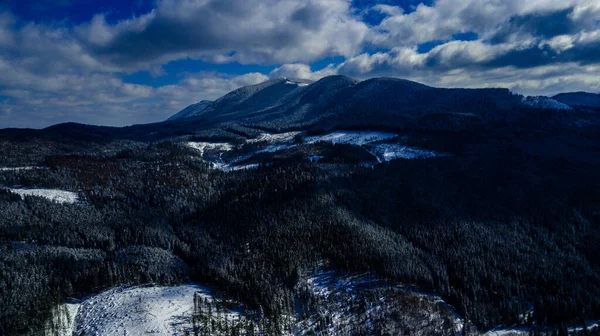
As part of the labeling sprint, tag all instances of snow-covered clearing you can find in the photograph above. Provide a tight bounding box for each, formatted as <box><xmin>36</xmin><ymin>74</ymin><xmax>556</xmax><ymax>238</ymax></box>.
<box><xmin>368</xmin><ymin>143</ymin><xmax>443</xmax><ymax>162</ymax></box>
<box><xmin>186</xmin><ymin>142</ymin><xmax>233</xmax><ymax>156</ymax></box>
<box><xmin>305</xmin><ymin>131</ymin><xmax>397</xmax><ymax>146</ymax></box>
<box><xmin>220</xmin><ymin>163</ymin><xmax>260</xmax><ymax>172</ymax></box>
<box><xmin>8</xmin><ymin>188</ymin><xmax>79</xmax><ymax>204</ymax></box>
<box><xmin>0</xmin><ymin>166</ymin><xmax>44</xmax><ymax>171</ymax></box>
<box><xmin>70</xmin><ymin>284</ymin><xmax>246</xmax><ymax>336</ymax></box>
<box><xmin>247</xmin><ymin>131</ymin><xmax>300</xmax><ymax>144</ymax></box>
<box><xmin>186</xmin><ymin>131</ymin><xmax>444</xmax><ymax>171</ymax></box>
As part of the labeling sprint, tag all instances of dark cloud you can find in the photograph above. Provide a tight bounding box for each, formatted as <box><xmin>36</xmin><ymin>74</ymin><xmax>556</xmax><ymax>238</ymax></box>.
<box><xmin>291</xmin><ymin>4</ymin><xmax>329</xmax><ymax>29</ymax></box>
<box><xmin>491</xmin><ymin>9</ymin><xmax>578</xmax><ymax>44</ymax></box>
<box><xmin>483</xmin><ymin>45</ymin><xmax>559</xmax><ymax>68</ymax></box>
<box><xmin>78</xmin><ymin>0</ymin><xmax>367</xmax><ymax>68</ymax></box>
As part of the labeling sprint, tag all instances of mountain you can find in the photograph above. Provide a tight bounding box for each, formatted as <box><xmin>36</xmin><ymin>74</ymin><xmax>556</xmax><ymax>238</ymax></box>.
<box><xmin>167</xmin><ymin>75</ymin><xmax>584</xmax><ymax>135</ymax></box>
<box><xmin>553</xmin><ymin>92</ymin><xmax>600</xmax><ymax>110</ymax></box>
<box><xmin>167</xmin><ymin>100</ymin><xmax>213</xmax><ymax>121</ymax></box>
<box><xmin>169</xmin><ymin>77</ymin><xmax>314</xmax><ymax>122</ymax></box>
<box><xmin>2</xmin><ymin>76</ymin><xmax>598</xmax><ymax>144</ymax></box>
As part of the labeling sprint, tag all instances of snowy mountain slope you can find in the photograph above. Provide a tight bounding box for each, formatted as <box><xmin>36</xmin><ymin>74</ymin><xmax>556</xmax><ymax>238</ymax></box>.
<box><xmin>167</xmin><ymin>100</ymin><xmax>213</xmax><ymax>121</ymax></box>
<box><xmin>7</xmin><ymin>76</ymin><xmax>595</xmax><ymax>144</ymax></box>
<box><xmin>167</xmin><ymin>75</ymin><xmax>541</xmax><ymax>135</ymax></box>
<box><xmin>521</xmin><ymin>96</ymin><xmax>572</xmax><ymax>110</ymax></box>
<box><xmin>184</xmin><ymin>77</ymin><xmax>314</xmax><ymax>122</ymax></box>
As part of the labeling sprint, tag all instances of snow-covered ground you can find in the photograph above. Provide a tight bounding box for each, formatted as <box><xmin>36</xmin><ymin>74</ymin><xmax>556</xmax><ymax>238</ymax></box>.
<box><xmin>367</xmin><ymin>143</ymin><xmax>443</xmax><ymax>162</ymax></box>
<box><xmin>522</xmin><ymin>96</ymin><xmax>572</xmax><ymax>110</ymax></box>
<box><xmin>186</xmin><ymin>142</ymin><xmax>233</xmax><ymax>156</ymax></box>
<box><xmin>483</xmin><ymin>318</ymin><xmax>600</xmax><ymax>335</ymax></box>
<box><xmin>47</xmin><ymin>303</ymin><xmax>80</xmax><ymax>336</ymax></box>
<box><xmin>284</xmin><ymin>78</ymin><xmax>310</xmax><ymax>87</ymax></box>
<box><xmin>247</xmin><ymin>131</ymin><xmax>300</xmax><ymax>144</ymax></box>
<box><xmin>69</xmin><ymin>285</ymin><xmax>246</xmax><ymax>336</ymax></box>
<box><xmin>186</xmin><ymin>131</ymin><xmax>443</xmax><ymax>171</ymax></box>
<box><xmin>220</xmin><ymin>163</ymin><xmax>260</xmax><ymax>172</ymax></box>
<box><xmin>295</xmin><ymin>267</ymin><xmax>463</xmax><ymax>335</ymax></box>
<box><xmin>0</xmin><ymin>166</ymin><xmax>44</xmax><ymax>171</ymax></box>
<box><xmin>8</xmin><ymin>188</ymin><xmax>79</xmax><ymax>204</ymax></box>
<box><xmin>305</xmin><ymin>131</ymin><xmax>397</xmax><ymax>146</ymax></box>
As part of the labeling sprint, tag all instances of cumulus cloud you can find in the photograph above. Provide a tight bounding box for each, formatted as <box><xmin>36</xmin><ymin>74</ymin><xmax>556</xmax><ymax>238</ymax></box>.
<box><xmin>0</xmin><ymin>70</ymin><xmax>268</xmax><ymax>128</ymax></box>
<box><xmin>369</xmin><ymin>0</ymin><xmax>599</xmax><ymax>47</ymax></box>
<box><xmin>0</xmin><ymin>13</ymin><xmax>270</xmax><ymax>128</ymax></box>
<box><xmin>268</xmin><ymin>63</ymin><xmax>339</xmax><ymax>80</ymax></box>
<box><xmin>76</xmin><ymin>0</ymin><xmax>369</xmax><ymax>69</ymax></box>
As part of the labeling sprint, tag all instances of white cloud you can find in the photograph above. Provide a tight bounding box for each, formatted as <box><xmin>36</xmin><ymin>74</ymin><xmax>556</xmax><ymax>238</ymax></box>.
<box><xmin>268</xmin><ymin>63</ymin><xmax>338</xmax><ymax>80</ymax></box>
<box><xmin>369</xmin><ymin>0</ymin><xmax>600</xmax><ymax>47</ymax></box>
<box><xmin>75</xmin><ymin>0</ymin><xmax>369</xmax><ymax>69</ymax></box>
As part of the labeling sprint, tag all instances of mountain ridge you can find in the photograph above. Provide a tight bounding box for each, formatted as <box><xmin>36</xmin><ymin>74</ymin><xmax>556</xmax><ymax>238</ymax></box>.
<box><xmin>1</xmin><ymin>75</ymin><xmax>598</xmax><ymax>142</ymax></box>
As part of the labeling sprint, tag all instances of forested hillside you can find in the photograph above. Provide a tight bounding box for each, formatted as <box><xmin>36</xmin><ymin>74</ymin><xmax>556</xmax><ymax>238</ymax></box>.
<box><xmin>1</xmin><ymin>130</ymin><xmax>599</xmax><ymax>335</ymax></box>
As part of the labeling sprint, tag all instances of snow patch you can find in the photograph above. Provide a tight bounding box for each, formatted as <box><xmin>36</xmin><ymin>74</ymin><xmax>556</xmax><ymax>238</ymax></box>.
<box><xmin>522</xmin><ymin>96</ymin><xmax>572</xmax><ymax>110</ymax></box>
<box><xmin>483</xmin><ymin>318</ymin><xmax>600</xmax><ymax>335</ymax></box>
<box><xmin>306</xmin><ymin>131</ymin><xmax>397</xmax><ymax>146</ymax></box>
<box><xmin>0</xmin><ymin>166</ymin><xmax>44</xmax><ymax>171</ymax></box>
<box><xmin>284</xmin><ymin>79</ymin><xmax>310</xmax><ymax>87</ymax></box>
<box><xmin>367</xmin><ymin>143</ymin><xmax>443</xmax><ymax>162</ymax></box>
<box><xmin>73</xmin><ymin>285</ymin><xmax>245</xmax><ymax>336</ymax></box>
<box><xmin>8</xmin><ymin>188</ymin><xmax>79</xmax><ymax>204</ymax></box>
<box><xmin>186</xmin><ymin>142</ymin><xmax>233</xmax><ymax>157</ymax></box>
<box><xmin>247</xmin><ymin>131</ymin><xmax>300</xmax><ymax>144</ymax></box>
<box><xmin>297</xmin><ymin>267</ymin><xmax>464</xmax><ymax>336</ymax></box>
<box><xmin>183</xmin><ymin>131</ymin><xmax>442</xmax><ymax>171</ymax></box>
<box><xmin>220</xmin><ymin>163</ymin><xmax>260</xmax><ymax>172</ymax></box>
<box><xmin>46</xmin><ymin>302</ymin><xmax>80</xmax><ymax>336</ymax></box>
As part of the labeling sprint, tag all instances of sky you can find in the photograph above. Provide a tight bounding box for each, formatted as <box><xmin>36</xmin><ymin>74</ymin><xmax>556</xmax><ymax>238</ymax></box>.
<box><xmin>0</xmin><ymin>0</ymin><xmax>599</xmax><ymax>128</ymax></box>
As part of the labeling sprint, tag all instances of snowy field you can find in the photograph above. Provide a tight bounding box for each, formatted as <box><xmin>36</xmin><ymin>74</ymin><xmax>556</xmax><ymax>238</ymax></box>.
<box><xmin>367</xmin><ymin>143</ymin><xmax>443</xmax><ymax>162</ymax></box>
<box><xmin>305</xmin><ymin>131</ymin><xmax>397</xmax><ymax>146</ymax></box>
<box><xmin>186</xmin><ymin>131</ymin><xmax>444</xmax><ymax>171</ymax></box>
<box><xmin>66</xmin><ymin>285</ymin><xmax>245</xmax><ymax>336</ymax></box>
<box><xmin>247</xmin><ymin>131</ymin><xmax>300</xmax><ymax>144</ymax></box>
<box><xmin>8</xmin><ymin>188</ymin><xmax>79</xmax><ymax>204</ymax></box>
<box><xmin>0</xmin><ymin>166</ymin><xmax>44</xmax><ymax>171</ymax></box>
<box><xmin>186</xmin><ymin>142</ymin><xmax>233</xmax><ymax>156</ymax></box>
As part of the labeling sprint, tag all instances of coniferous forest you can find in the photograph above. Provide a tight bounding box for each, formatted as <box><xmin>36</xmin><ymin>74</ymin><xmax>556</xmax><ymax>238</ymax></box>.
<box><xmin>1</xmin><ymin>125</ymin><xmax>599</xmax><ymax>335</ymax></box>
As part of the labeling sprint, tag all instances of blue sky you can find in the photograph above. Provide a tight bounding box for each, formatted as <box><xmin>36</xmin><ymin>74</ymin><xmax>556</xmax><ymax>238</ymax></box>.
<box><xmin>0</xmin><ymin>0</ymin><xmax>599</xmax><ymax>128</ymax></box>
